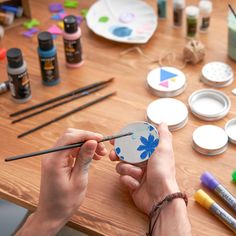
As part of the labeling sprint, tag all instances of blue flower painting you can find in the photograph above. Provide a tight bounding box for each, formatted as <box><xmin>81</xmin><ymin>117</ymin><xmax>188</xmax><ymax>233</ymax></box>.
<box><xmin>137</xmin><ymin>134</ymin><xmax>159</xmax><ymax>159</ymax></box>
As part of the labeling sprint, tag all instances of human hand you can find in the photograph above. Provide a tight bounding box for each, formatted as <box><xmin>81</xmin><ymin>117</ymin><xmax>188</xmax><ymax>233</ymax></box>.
<box><xmin>109</xmin><ymin>123</ymin><xmax>179</xmax><ymax>215</ymax></box>
<box><xmin>18</xmin><ymin>129</ymin><xmax>107</xmax><ymax>235</ymax></box>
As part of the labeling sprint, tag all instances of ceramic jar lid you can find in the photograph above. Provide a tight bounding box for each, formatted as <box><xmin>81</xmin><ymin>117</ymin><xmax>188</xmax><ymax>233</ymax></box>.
<box><xmin>225</xmin><ymin>118</ymin><xmax>236</xmax><ymax>145</ymax></box>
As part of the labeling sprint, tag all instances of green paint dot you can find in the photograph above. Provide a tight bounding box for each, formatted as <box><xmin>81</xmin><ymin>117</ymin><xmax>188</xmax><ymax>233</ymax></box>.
<box><xmin>99</xmin><ymin>16</ymin><xmax>109</xmax><ymax>23</ymax></box>
<box><xmin>81</xmin><ymin>9</ymin><xmax>88</xmax><ymax>18</ymax></box>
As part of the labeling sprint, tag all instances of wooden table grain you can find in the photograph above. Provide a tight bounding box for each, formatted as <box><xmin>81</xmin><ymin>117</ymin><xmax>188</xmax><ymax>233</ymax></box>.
<box><xmin>0</xmin><ymin>0</ymin><xmax>236</xmax><ymax>235</ymax></box>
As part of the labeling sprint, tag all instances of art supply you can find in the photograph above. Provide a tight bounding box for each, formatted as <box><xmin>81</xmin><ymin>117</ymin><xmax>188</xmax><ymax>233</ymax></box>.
<box><xmin>64</xmin><ymin>0</ymin><xmax>78</xmax><ymax>8</ymax></box>
<box><xmin>173</xmin><ymin>0</ymin><xmax>185</xmax><ymax>27</ymax></box>
<box><xmin>198</xmin><ymin>0</ymin><xmax>212</xmax><ymax>33</ymax></box>
<box><xmin>201</xmin><ymin>172</ymin><xmax>236</xmax><ymax>212</ymax></box>
<box><xmin>17</xmin><ymin>92</ymin><xmax>116</xmax><ymax>138</ymax></box>
<box><xmin>0</xmin><ymin>12</ymin><xmax>14</xmax><ymax>25</ymax></box>
<box><xmin>0</xmin><ymin>81</ymin><xmax>10</xmax><ymax>94</ymax></box>
<box><xmin>23</xmin><ymin>28</ymin><xmax>39</xmax><ymax>38</ymax></box>
<box><xmin>7</xmin><ymin>48</ymin><xmax>31</xmax><ymax>103</ymax></box>
<box><xmin>23</xmin><ymin>19</ymin><xmax>40</xmax><ymax>29</ymax></box>
<box><xmin>147</xmin><ymin>67</ymin><xmax>187</xmax><ymax>97</ymax></box>
<box><xmin>192</xmin><ymin>125</ymin><xmax>228</xmax><ymax>156</ymax></box>
<box><xmin>38</xmin><ymin>32</ymin><xmax>60</xmax><ymax>86</ymax></box>
<box><xmin>200</xmin><ymin>62</ymin><xmax>234</xmax><ymax>87</ymax></box>
<box><xmin>47</xmin><ymin>25</ymin><xmax>63</xmax><ymax>35</ymax></box>
<box><xmin>48</xmin><ymin>3</ymin><xmax>64</xmax><ymax>13</ymax></box>
<box><xmin>6</xmin><ymin>132</ymin><xmax>132</xmax><ymax>162</ymax></box>
<box><xmin>225</xmin><ymin>118</ymin><xmax>236</xmax><ymax>145</ymax></box>
<box><xmin>0</xmin><ymin>25</ymin><xmax>4</xmax><ymax>39</ymax></box>
<box><xmin>194</xmin><ymin>189</ymin><xmax>236</xmax><ymax>233</ymax></box>
<box><xmin>12</xmin><ymin>84</ymin><xmax>107</xmax><ymax>123</ymax></box>
<box><xmin>147</xmin><ymin>98</ymin><xmax>188</xmax><ymax>131</ymax></box>
<box><xmin>232</xmin><ymin>170</ymin><xmax>236</xmax><ymax>183</ymax></box>
<box><xmin>114</xmin><ymin>122</ymin><xmax>159</xmax><ymax>164</ymax></box>
<box><xmin>0</xmin><ymin>48</ymin><xmax>6</xmax><ymax>60</ymax></box>
<box><xmin>186</xmin><ymin>6</ymin><xmax>199</xmax><ymax>38</ymax></box>
<box><xmin>63</xmin><ymin>15</ymin><xmax>83</xmax><ymax>68</ymax></box>
<box><xmin>10</xmin><ymin>78</ymin><xmax>114</xmax><ymax>117</ymax></box>
<box><xmin>0</xmin><ymin>5</ymin><xmax>23</xmax><ymax>17</ymax></box>
<box><xmin>158</xmin><ymin>0</ymin><xmax>167</xmax><ymax>19</ymax></box>
<box><xmin>228</xmin><ymin>5</ymin><xmax>236</xmax><ymax>61</ymax></box>
<box><xmin>188</xmin><ymin>89</ymin><xmax>231</xmax><ymax>121</ymax></box>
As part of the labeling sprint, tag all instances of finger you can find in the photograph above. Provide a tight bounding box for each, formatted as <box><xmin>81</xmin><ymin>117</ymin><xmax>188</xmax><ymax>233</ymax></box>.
<box><xmin>109</xmin><ymin>139</ymin><xmax>115</xmax><ymax>145</ymax></box>
<box><xmin>116</xmin><ymin>163</ymin><xmax>143</xmax><ymax>180</ymax></box>
<box><xmin>109</xmin><ymin>149</ymin><xmax>120</xmax><ymax>161</ymax></box>
<box><xmin>93</xmin><ymin>153</ymin><xmax>103</xmax><ymax>161</ymax></box>
<box><xmin>95</xmin><ymin>142</ymin><xmax>108</xmax><ymax>156</ymax></box>
<box><xmin>120</xmin><ymin>175</ymin><xmax>140</xmax><ymax>191</ymax></box>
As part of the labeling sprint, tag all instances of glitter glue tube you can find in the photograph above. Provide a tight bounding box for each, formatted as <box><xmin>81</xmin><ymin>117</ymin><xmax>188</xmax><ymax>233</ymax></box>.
<box><xmin>233</xmin><ymin>170</ymin><xmax>236</xmax><ymax>183</ymax></box>
<box><xmin>38</xmin><ymin>32</ymin><xmax>60</xmax><ymax>86</ymax></box>
<box><xmin>201</xmin><ymin>172</ymin><xmax>236</xmax><ymax>212</ymax></box>
<box><xmin>0</xmin><ymin>12</ymin><xmax>14</xmax><ymax>25</ymax></box>
<box><xmin>198</xmin><ymin>0</ymin><xmax>212</xmax><ymax>33</ymax></box>
<box><xmin>63</xmin><ymin>15</ymin><xmax>83</xmax><ymax>68</ymax></box>
<box><xmin>7</xmin><ymin>48</ymin><xmax>31</xmax><ymax>103</ymax></box>
<box><xmin>194</xmin><ymin>189</ymin><xmax>236</xmax><ymax>233</ymax></box>
<box><xmin>158</xmin><ymin>0</ymin><xmax>167</xmax><ymax>19</ymax></box>
<box><xmin>0</xmin><ymin>81</ymin><xmax>10</xmax><ymax>94</ymax></box>
<box><xmin>186</xmin><ymin>6</ymin><xmax>199</xmax><ymax>38</ymax></box>
<box><xmin>173</xmin><ymin>0</ymin><xmax>185</xmax><ymax>28</ymax></box>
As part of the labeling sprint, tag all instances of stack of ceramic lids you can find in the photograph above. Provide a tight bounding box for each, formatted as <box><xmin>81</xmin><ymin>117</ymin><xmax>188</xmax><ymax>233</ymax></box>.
<box><xmin>147</xmin><ymin>67</ymin><xmax>187</xmax><ymax>97</ymax></box>
<box><xmin>146</xmin><ymin>98</ymin><xmax>188</xmax><ymax>131</ymax></box>
<box><xmin>188</xmin><ymin>89</ymin><xmax>231</xmax><ymax>121</ymax></box>
<box><xmin>201</xmin><ymin>62</ymin><xmax>234</xmax><ymax>87</ymax></box>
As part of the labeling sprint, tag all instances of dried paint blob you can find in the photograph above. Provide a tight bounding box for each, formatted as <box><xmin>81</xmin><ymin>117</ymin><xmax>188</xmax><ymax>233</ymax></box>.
<box><xmin>114</xmin><ymin>122</ymin><xmax>159</xmax><ymax>164</ymax></box>
<box><xmin>98</xmin><ymin>16</ymin><xmax>109</xmax><ymax>23</ymax></box>
<box><xmin>110</xmin><ymin>26</ymin><xmax>133</xmax><ymax>37</ymax></box>
<box><xmin>119</xmin><ymin>12</ymin><xmax>135</xmax><ymax>23</ymax></box>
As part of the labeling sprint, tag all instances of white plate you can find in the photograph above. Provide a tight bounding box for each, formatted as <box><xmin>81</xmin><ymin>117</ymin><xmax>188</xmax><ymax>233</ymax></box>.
<box><xmin>86</xmin><ymin>0</ymin><xmax>157</xmax><ymax>44</ymax></box>
<box><xmin>114</xmin><ymin>121</ymin><xmax>159</xmax><ymax>163</ymax></box>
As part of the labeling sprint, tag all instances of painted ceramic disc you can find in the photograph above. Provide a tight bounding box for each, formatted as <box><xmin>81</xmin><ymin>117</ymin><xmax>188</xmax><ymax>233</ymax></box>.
<box><xmin>114</xmin><ymin>122</ymin><xmax>159</xmax><ymax>164</ymax></box>
<box><xmin>147</xmin><ymin>67</ymin><xmax>186</xmax><ymax>97</ymax></box>
<box><xmin>86</xmin><ymin>0</ymin><xmax>157</xmax><ymax>44</ymax></box>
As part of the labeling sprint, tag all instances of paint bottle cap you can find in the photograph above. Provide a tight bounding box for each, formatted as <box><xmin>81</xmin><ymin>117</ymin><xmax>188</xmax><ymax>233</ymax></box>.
<box><xmin>7</xmin><ymin>48</ymin><xmax>23</xmax><ymax>68</ymax></box>
<box><xmin>188</xmin><ymin>89</ymin><xmax>231</xmax><ymax>121</ymax></box>
<box><xmin>194</xmin><ymin>189</ymin><xmax>214</xmax><ymax>210</ymax></box>
<box><xmin>199</xmin><ymin>0</ymin><xmax>212</xmax><ymax>14</ymax></box>
<box><xmin>38</xmin><ymin>32</ymin><xmax>54</xmax><ymax>51</ymax></box>
<box><xmin>201</xmin><ymin>172</ymin><xmax>219</xmax><ymax>190</ymax></box>
<box><xmin>146</xmin><ymin>98</ymin><xmax>188</xmax><ymax>131</ymax></box>
<box><xmin>201</xmin><ymin>62</ymin><xmax>234</xmax><ymax>87</ymax></box>
<box><xmin>147</xmin><ymin>67</ymin><xmax>187</xmax><ymax>97</ymax></box>
<box><xmin>63</xmin><ymin>15</ymin><xmax>78</xmax><ymax>33</ymax></box>
<box><xmin>232</xmin><ymin>170</ymin><xmax>236</xmax><ymax>182</ymax></box>
<box><xmin>114</xmin><ymin>121</ymin><xmax>159</xmax><ymax>164</ymax></box>
<box><xmin>225</xmin><ymin>118</ymin><xmax>236</xmax><ymax>145</ymax></box>
<box><xmin>0</xmin><ymin>48</ymin><xmax>6</xmax><ymax>60</ymax></box>
<box><xmin>192</xmin><ymin>125</ymin><xmax>228</xmax><ymax>156</ymax></box>
<box><xmin>186</xmin><ymin>6</ymin><xmax>199</xmax><ymax>17</ymax></box>
<box><xmin>173</xmin><ymin>0</ymin><xmax>185</xmax><ymax>9</ymax></box>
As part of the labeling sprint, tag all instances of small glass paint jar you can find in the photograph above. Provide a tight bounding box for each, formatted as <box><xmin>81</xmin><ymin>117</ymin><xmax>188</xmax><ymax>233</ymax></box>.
<box><xmin>228</xmin><ymin>10</ymin><xmax>236</xmax><ymax>61</ymax></box>
<box><xmin>158</xmin><ymin>0</ymin><xmax>167</xmax><ymax>19</ymax></box>
<box><xmin>186</xmin><ymin>6</ymin><xmax>199</xmax><ymax>38</ymax></box>
<box><xmin>63</xmin><ymin>15</ymin><xmax>84</xmax><ymax>68</ymax></box>
<box><xmin>199</xmin><ymin>0</ymin><xmax>212</xmax><ymax>33</ymax></box>
<box><xmin>7</xmin><ymin>48</ymin><xmax>32</xmax><ymax>103</ymax></box>
<box><xmin>0</xmin><ymin>12</ymin><xmax>14</xmax><ymax>25</ymax></box>
<box><xmin>38</xmin><ymin>32</ymin><xmax>60</xmax><ymax>86</ymax></box>
<box><xmin>173</xmin><ymin>0</ymin><xmax>185</xmax><ymax>28</ymax></box>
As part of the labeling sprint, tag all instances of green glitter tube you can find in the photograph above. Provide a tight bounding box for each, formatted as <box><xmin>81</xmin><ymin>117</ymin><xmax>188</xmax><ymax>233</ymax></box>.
<box><xmin>232</xmin><ymin>170</ymin><xmax>236</xmax><ymax>183</ymax></box>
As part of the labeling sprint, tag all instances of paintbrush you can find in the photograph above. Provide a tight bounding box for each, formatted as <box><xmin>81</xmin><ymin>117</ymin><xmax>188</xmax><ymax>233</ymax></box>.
<box><xmin>10</xmin><ymin>78</ymin><xmax>114</xmax><ymax>117</ymax></box>
<box><xmin>18</xmin><ymin>91</ymin><xmax>116</xmax><ymax>138</ymax></box>
<box><xmin>5</xmin><ymin>132</ymin><xmax>133</xmax><ymax>162</ymax></box>
<box><xmin>229</xmin><ymin>4</ymin><xmax>236</xmax><ymax>19</ymax></box>
<box><xmin>12</xmin><ymin>84</ymin><xmax>107</xmax><ymax>124</ymax></box>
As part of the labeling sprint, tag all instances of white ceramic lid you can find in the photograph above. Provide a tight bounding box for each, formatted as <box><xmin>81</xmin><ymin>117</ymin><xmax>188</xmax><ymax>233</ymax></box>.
<box><xmin>193</xmin><ymin>125</ymin><xmax>228</xmax><ymax>154</ymax></box>
<box><xmin>114</xmin><ymin>121</ymin><xmax>159</xmax><ymax>164</ymax></box>
<box><xmin>225</xmin><ymin>118</ymin><xmax>236</xmax><ymax>144</ymax></box>
<box><xmin>188</xmin><ymin>89</ymin><xmax>231</xmax><ymax>121</ymax></box>
<box><xmin>147</xmin><ymin>67</ymin><xmax>187</xmax><ymax>97</ymax></box>
<box><xmin>147</xmin><ymin>98</ymin><xmax>188</xmax><ymax>128</ymax></box>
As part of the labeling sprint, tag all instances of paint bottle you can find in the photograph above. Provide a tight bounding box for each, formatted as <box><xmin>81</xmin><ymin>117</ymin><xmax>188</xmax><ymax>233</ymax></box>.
<box><xmin>63</xmin><ymin>15</ymin><xmax>83</xmax><ymax>68</ymax></box>
<box><xmin>173</xmin><ymin>0</ymin><xmax>185</xmax><ymax>28</ymax></box>
<box><xmin>38</xmin><ymin>32</ymin><xmax>60</xmax><ymax>86</ymax></box>
<box><xmin>228</xmin><ymin>10</ymin><xmax>236</xmax><ymax>61</ymax></box>
<box><xmin>186</xmin><ymin>6</ymin><xmax>199</xmax><ymax>38</ymax></box>
<box><xmin>199</xmin><ymin>0</ymin><xmax>212</xmax><ymax>33</ymax></box>
<box><xmin>158</xmin><ymin>0</ymin><xmax>167</xmax><ymax>19</ymax></box>
<box><xmin>7</xmin><ymin>48</ymin><xmax>31</xmax><ymax>103</ymax></box>
<box><xmin>0</xmin><ymin>12</ymin><xmax>14</xmax><ymax>25</ymax></box>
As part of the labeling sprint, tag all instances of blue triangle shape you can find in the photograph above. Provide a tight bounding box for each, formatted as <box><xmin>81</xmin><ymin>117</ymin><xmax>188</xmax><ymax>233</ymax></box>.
<box><xmin>160</xmin><ymin>68</ymin><xmax>178</xmax><ymax>82</ymax></box>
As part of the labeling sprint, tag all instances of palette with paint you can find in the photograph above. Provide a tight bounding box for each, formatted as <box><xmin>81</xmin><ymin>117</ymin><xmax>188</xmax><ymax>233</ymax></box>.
<box><xmin>114</xmin><ymin>122</ymin><xmax>159</xmax><ymax>164</ymax></box>
<box><xmin>86</xmin><ymin>0</ymin><xmax>157</xmax><ymax>44</ymax></box>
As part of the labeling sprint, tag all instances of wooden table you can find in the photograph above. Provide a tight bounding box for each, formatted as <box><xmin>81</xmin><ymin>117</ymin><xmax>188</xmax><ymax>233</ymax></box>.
<box><xmin>0</xmin><ymin>0</ymin><xmax>235</xmax><ymax>235</ymax></box>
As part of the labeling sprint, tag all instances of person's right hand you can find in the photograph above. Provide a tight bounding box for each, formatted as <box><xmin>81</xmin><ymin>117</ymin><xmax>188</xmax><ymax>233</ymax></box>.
<box><xmin>109</xmin><ymin>123</ymin><xmax>180</xmax><ymax>215</ymax></box>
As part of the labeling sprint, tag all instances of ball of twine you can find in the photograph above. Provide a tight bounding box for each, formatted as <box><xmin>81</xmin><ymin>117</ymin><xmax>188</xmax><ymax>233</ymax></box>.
<box><xmin>183</xmin><ymin>40</ymin><xmax>205</xmax><ymax>64</ymax></box>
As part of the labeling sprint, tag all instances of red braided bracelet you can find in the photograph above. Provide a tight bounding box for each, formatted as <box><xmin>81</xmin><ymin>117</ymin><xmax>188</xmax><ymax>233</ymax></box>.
<box><xmin>146</xmin><ymin>192</ymin><xmax>188</xmax><ymax>236</ymax></box>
